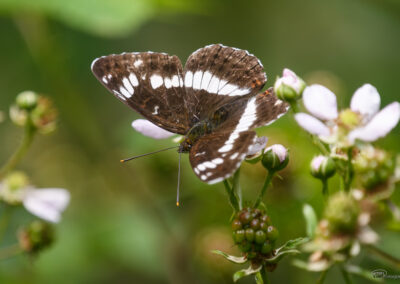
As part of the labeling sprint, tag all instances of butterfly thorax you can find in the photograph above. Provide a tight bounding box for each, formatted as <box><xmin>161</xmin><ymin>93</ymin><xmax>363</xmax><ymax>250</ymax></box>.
<box><xmin>179</xmin><ymin>107</ymin><xmax>229</xmax><ymax>153</ymax></box>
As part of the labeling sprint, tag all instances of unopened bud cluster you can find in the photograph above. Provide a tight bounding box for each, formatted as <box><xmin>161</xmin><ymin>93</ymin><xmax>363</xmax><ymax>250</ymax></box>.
<box><xmin>18</xmin><ymin>220</ymin><xmax>55</xmax><ymax>255</ymax></box>
<box><xmin>10</xmin><ymin>91</ymin><xmax>57</xmax><ymax>133</ymax></box>
<box><xmin>232</xmin><ymin>207</ymin><xmax>279</xmax><ymax>259</ymax></box>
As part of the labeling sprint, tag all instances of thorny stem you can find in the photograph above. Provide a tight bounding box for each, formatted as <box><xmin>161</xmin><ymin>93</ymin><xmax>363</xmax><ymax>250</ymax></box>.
<box><xmin>0</xmin><ymin>116</ymin><xmax>36</xmax><ymax>179</ymax></box>
<box><xmin>367</xmin><ymin>245</ymin><xmax>400</xmax><ymax>269</ymax></box>
<box><xmin>223</xmin><ymin>180</ymin><xmax>239</xmax><ymax>212</ymax></box>
<box><xmin>254</xmin><ymin>171</ymin><xmax>275</xmax><ymax>208</ymax></box>
<box><xmin>316</xmin><ymin>269</ymin><xmax>328</xmax><ymax>284</ymax></box>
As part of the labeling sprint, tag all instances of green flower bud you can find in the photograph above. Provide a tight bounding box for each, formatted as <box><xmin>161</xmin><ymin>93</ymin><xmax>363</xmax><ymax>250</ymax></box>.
<box><xmin>260</xmin><ymin>214</ymin><xmax>271</xmax><ymax>225</ymax></box>
<box><xmin>245</xmin><ymin>228</ymin><xmax>255</xmax><ymax>241</ymax></box>
<box><xmin>239</xmin><ymin>211</ymin><xmax>252</xmax><ymax>225</ymax></box>
<box><xmin>18</xmin><ymin>220</ymin><xmax>55</xmax><ymax>254</ymax></box>
<box><xmin>324</xmin><ymin>192</ymin><xmax>360</xmax><ymax>235</ymax></box>
<box><xmin>231</xmin><ymin>219</ymin><xmax>242</xmax><ymax>230</ymax></box>
<box><xmin>239</xmin><ymin>242</ymin><xmax>252</xmax><ymax>252</ymax></box>
<box><xmin>250</xmin><ymin>218</ymin><xmax>260</xmax><ymax>230</ymax></box>
<box><xmin>255</xmin><ymin>230</ymin><xmax>267</xmax><ymax>244</ymax></box>
<box><xmin>234</xmin><ymin>229</ymin><xmax>245</xmax><ymax>243</ymax></box>
<box><xmin>274</xmin><ymin>69</ymin><xmax>306</xmax><ymax>102</ymax></box>
<box><xmin>261</xmin><ymin>241</ymin><xmax>273</xmax><ymax>254</ymax></box>
<box><xmin>266</xmin><ymin>226</ymin><xmax>279</xmax><ymax>241</ymax></box>
<box><xmin>310</xmin><ymin>155</ymin><xmax>336</xmax><ymax>180</ymax></box>
<box><xmin>16</xmin><ymin>91</ymin><xmax>38</xmax><ymax>110</ymax></box>
<box><xmin>262</xmin><ymin>144</ymin><xmax>289</xmax><ymax>172</ymax></box>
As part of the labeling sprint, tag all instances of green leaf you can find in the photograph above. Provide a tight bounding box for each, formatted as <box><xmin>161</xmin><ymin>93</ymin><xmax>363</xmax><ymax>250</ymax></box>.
<box><xmin>233</xmin><ymin>265</ymin><xmax>262</xmax><ymax>282</ymax></box>
<box><xmin>211</xmin><ymin>250</ymin><xmax>247</xmax><ymax>264</ymax></box>
<box><xmin>303</xmin><ymin>204</ymin><xmax>318</xmax><ymax>238</ymax></box>
<box><xmin>276</xmin><ymin>237</ymin><xmax>309</xmax><ymax>252</ymax></box>
<box><xmin>345</xmin><ymin>264</ymin><xmax>383</xmax><ymax>283</ymax></box>
<box><xmin>0</xmin><ymin>0</ymin><xmax>207</xmax><ymax>37</ymax></box>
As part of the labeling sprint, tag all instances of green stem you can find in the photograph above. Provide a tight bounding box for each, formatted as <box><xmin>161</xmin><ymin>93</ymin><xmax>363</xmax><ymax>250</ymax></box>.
<box><xmin>344</xmin><ymin>148</ymin><xmax>354</xmax><ymax>192</ymax></box>
<box><xmin>0</xmin><ymin>117</ymin><xmax>36</xmax><ymax>179</ymax></box>
<box><xmin>340</xmin><ymin>265</ymin><xmax>354</xmax><ymax>284</ymax></box>
<box><xmin>0</xmin><ymin>244</ymin><xmax>22</xmax><ymax>261</ymax></box>
<box><xmin>261</xmin><ymin>268</ymin><xmax>270</xmax><ymax>284</ymax></box>
<box><xmin>367</xmin><ymin>245</ymin><xmax>400</xmax><ymax>269</ymax></box>
<box><xmin>289</xmin><ymin>101</ymin><xmax>300</xmax><ymax>114</ymax></box>
<box><xmin>316</xmin><ymin>269</ymin><xmax>328</xmax><ymax>284</ymax></box>
<box><xmin>0</xmin><ymin>204</ymin><xmax>13</xmax><ymax>245</ymax></box>
<box><xmin>254</xmin><ymin>171</ymin><xmax>275</xmax><ymax>208</ymax></box>
<box><xmin>223</xmin><ymin>180</ymin><xmax>239</xmax><ymax>212</ymax></box>
<box><xmin>232</xmin><ymin>169</ymin><xmax>242</xmax><ymax>210</ymax></box>
<box><xmin>321</xmin><ymin>179</ymin><xmax>328</xmax><ymax>197</ymax></box>
<box><xmin>312</xmin><ymin>136</ymin><xmax>330</xmax><ymax>156</ymax></box>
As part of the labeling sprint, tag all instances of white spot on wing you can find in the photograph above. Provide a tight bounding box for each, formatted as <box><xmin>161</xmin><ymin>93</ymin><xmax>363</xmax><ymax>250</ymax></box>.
<box><xmin>102</xmin><ymin>76</ymin><xmax>108</xmax><ymax>84</ymax></box>
<box><xmin>184</xmin><ymin>71</ymin><xmax>193</xmax><ymax>88</ymax></box>
<box><xmin>150</xmin><ymin>74</ymin><xmax>163</xmax><ymax>89</ymax></box>
<box><xmin>122</xmin><ymin>77</ymin><xmax>134</xmax><ymax>95</ymax></box>
<box><xmin>219</xmin><ymin>83</ymin><xmax>238</xmax><ymax>95</ymax></box>
<box><xmin>120</xmin><ymin>86</ymin><xmax>132</xmax><ymax>98</ymax></box>
<box><xmin>218</xmin><ymin>144</ymin><xmax>233</xmax><ymax>153</ymax></box>
<box><xmin>134</xmin><ymin>59</ymin><xmax>143</xmax><ymax>67</ymax></box>
<box><xmin>212</xmin><ymin>158</ymin><xmax>223</xmax><ymax>165</ymax></box>
<box><xmin>164</xmin><ymin>77</ymin><xmax>172</xmax><ymax>89</ymax></box>
<box><xmin>230</xmin><ymin>153</ymin><xmax>239</xmax><ymax>160</ymax></box>
<box><xmin>208</xmin><ymin>76</ymin><xmax>220</xmax><ymax>93</ymax></box>
<box><xmin>230</xmin><ymin>88</ymin><xmax>251</xmax><ymax>96</ymax></box>
<box><xmin>197</xmin><ymin>164</ymin><xmax>206</xmax><ymax>171</ymax></box>
<box><xmin>208</xmin><ymin>177</ymin><xmax>224</xmax><ymax>185</ymax></box>
<box><xmin>152</xmin><ymin>106</ymin><xmax>159</xmax><ymax>115</ymax></box>
<box><xmin>192</xmin><ymin>71</ymin><xmax>203</xmax><ymax>90</ymax></box>
<box><xmin>172</xmin><ymin>75</ymin><xmax>180</xmax><ymax>87</ymax></box>
<box><xmin>129</xmin><ymin>73</ymin><xmax>139</xmax><ymax>87</ymax></box>
<box><xmin>200</xmin><ymin>71</ymin><xmax>212</xmax><ymax>90</ymax></box>
<box><xmin>201</xmin><ymin>175</ymin><xmax>207</xmax><ymax>180</ymax></box>
<box><xmin>275</xmin><ymin>100</ymin><xmax>283</xmax><ymax>106</ymax></box>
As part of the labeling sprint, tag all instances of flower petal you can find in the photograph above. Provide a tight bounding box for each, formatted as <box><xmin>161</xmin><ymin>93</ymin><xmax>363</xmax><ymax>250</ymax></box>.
<box><xmin>295</xmin><ymin>113</ymin><xmax>330</xmax><ymax>136</ymax></box>
<box><xmin>303</xmin><ymin>85</ymin><xmax>338</xmax><ymax>120</ymax></box>
<box><xmin>348</xmin><ymin>102</ymin><xmax>400</xmax><ymax>142</ymax></box>
<box><xmin>131</xmin><ymin>119</ymin><xmax>174</xmax><ymax>139</ymax></box>
<box><xmin>350</xmin><ymin>84</ymin><xmax>380</xmax><ymax>118</ymax></box>
<box><xmin>247</xmin><ymin>136</ymin><xmax>268</xmax><ymax>156</ymax></box>
<box><xmin>23</xmin><ymin>188</ymin><xmax>70</xmax><ymax>223</ymax></box>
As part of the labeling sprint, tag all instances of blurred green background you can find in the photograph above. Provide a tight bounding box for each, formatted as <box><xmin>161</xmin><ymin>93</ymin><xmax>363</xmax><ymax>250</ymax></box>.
<box><xmin>0</xmin><ymin>0</ymin><xmax>399</xmax><ymax>283</ymax></box>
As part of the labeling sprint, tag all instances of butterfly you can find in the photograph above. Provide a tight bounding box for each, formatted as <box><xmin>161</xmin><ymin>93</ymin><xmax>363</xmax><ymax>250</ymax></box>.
<box><xmin>91</xmin><ymin>44</ymin><xmax>289</xmax><ymax>185</ymax></box>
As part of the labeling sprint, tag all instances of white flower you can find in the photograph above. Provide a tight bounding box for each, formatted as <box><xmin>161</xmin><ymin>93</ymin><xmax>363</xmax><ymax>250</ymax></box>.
<box><xmin>247</xmin><ymin>136</ymin><xmax>268</xmax><ymax>157</ymax></box>
<box><xmin>295</xmin><ymin>84</ymin><xmax>400</xmax><ymax>146</ymax></box>
<box><xmin>0</xmin><ymin>181</ymin><xmax>70</xmax><ymax>223</ymax></box>
<box><xmin>23</xmin><ymin>188</ymin><xmax>70</xmax><ymax>223</ymax></box>
<box><xmin>132</xmin><ymin>119</ymin><xmax>175</xmax><ymax>139</ymax></box>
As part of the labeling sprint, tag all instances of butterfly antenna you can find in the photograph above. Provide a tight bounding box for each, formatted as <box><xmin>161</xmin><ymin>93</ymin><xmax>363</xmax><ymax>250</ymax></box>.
<box><xmin>176</xmin><ymin>151</ymin><xmax>182</xmax><ymax>207</ymax></box>
<box><xmin>120</xmin><ymin>146</ymin><xmax>179</xmax><ymax>163</ymax></box>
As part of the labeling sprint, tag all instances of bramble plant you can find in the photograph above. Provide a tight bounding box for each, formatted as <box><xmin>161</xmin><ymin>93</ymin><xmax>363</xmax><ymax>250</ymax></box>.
<box><xmin>0</xmin><ymin>91</ymin><xmax>70</xmax><ymax>260</ymax></box>
<box><xmin>131</xmin><ymin>68</ymin><xmax>400</xmax><ymax>283</ymax></box>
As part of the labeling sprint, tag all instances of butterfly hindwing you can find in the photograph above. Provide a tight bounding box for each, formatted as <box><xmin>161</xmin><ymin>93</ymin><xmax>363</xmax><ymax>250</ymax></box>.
<box><xmin>91</xmin><ymin>52</ymin><xmax>190</xmax><ymax>134</ymax></box>
<box><xmin>183</xmin><ymin>44</ymin><xmax>267</xmax><ymax>120</ymax></box>
<box><xmin>215</xmin><ymin>88</ymin><xmax>290</xmax><ymax>133</ymax></box>
<box><xmin>189</xmin><ymin>131</ymin><xmax>257</xmax><ymax>184</ymax></box>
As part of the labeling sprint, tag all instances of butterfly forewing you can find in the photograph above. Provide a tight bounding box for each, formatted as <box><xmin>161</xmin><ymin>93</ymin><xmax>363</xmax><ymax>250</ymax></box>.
<box><xmin>189</xmin><ymin>131</ymin><xmax>257</xmax><ymax>184</ymax></box>
<box><xmin>91</xmin><ymin>52</ymin><xmax>190</xmax><ymax>134</ymax></box>
<box><xmin>183</xmin><ymin>44</ymin><xmax>267</xmax><ymax>120</ymax></box>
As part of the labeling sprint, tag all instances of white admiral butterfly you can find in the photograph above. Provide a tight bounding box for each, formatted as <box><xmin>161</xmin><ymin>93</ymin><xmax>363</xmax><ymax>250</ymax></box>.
<box><xmin>91</xmin><ymin>44</ymin><xmax>288</xmax><ymax>185</ymax></box>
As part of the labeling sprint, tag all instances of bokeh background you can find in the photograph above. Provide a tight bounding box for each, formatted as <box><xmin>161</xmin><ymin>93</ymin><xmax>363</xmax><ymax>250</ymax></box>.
<box><xmin>0</xmin><ymin>0</ymin><xmax>399</xmax><ymax>283</ymax></box>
